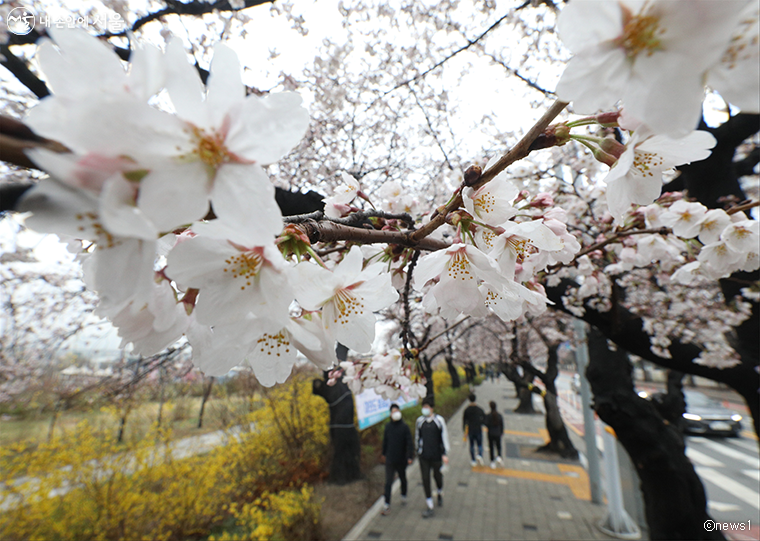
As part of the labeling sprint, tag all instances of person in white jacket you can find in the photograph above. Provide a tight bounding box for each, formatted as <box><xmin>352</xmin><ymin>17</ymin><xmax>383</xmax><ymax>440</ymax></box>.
<box><xmin>415</xmin><ymin>397</ymin><xmax>450</xmax><ymax>518</ymax></box>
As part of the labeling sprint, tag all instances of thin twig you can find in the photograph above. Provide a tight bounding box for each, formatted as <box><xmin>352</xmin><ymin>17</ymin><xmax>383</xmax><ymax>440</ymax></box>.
<box><xmin>402</xmin><ymin>251</ymin><xmax>421</xmax><ymax>358</ymax></box>
<box><xmin>380</xmin><ymin>11</ymin><xmax>513</xmax><ymax>98</ymax></box>
<box><xmin>726</xmin><ymin>199</ymin><xmax>760</xmax><ymax>215</ymax></box>
<box><xmin>572</xmin><ymin>227</ymin><xmax>671</xmax><ymax>260</ymax></box>
<box><xmin>409</xmin><ymin>85</ymin><xmax>455</xmax><ymax>171</ymax></box>
<box><xmin>419</xmin><ymin>316</ymin><xmax>472</xmax><ymax>353</ymax></box>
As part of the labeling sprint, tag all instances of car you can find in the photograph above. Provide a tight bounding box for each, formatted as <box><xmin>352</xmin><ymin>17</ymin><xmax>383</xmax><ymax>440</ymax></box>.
<box><xmin>571</xmin><ymin>374</ymin><xmax>581</xmax><ymax>394</ymax></box>
<box><xmin>682</xmin><ymin>390</ymin><xmax>743</xmax><ymax>437</ymax></box>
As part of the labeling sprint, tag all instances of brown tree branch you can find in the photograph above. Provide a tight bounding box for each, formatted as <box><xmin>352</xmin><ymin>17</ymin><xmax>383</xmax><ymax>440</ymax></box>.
<box><xmin>409</xmin><ymin>99</ymin><xmax>568</xmax><ymax>243</ymax></box>
<box><xmin>295</xmin><ymin>220</ymin><xmax>449</xmax><ymax>251</ymax></box>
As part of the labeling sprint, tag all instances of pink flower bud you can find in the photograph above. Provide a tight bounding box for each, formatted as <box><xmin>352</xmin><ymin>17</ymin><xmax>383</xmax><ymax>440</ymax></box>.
<box><xmin>513</xmin><ymin>190</ymin><xmax>531</xmax><ymax>204</ymax></box>
<box><xmin>594</xmin><ymin>111</ymin><xmax>621</xmax><ymax>127</ymax></box>
<box><xmin>530</xmin><ymin>192</ymin><xmax>554</xmax><ymax>208</ymax></box>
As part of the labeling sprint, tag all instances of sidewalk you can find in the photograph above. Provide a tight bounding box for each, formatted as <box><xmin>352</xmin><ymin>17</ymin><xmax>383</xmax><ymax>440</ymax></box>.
<box><xmin>344</xmin><ymin>379</ymin><xmax>610</xmax><ymax>541</ymax></box>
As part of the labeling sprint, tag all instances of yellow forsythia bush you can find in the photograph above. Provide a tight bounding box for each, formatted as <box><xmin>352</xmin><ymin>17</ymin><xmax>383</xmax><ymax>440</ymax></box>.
<box><xmin>433</xmin><ymin>369</ymin><xmax>452</xmax><ymax>397</ymax></box>
<box><xmin>210</xmin><ymin>486</ymin><xmax>321</xmax><ymax>541</ymax></box>
<box><xmin>0</xmin><ymin>375</ymin><xmax>329</xmax><ymax>541</ymax></box>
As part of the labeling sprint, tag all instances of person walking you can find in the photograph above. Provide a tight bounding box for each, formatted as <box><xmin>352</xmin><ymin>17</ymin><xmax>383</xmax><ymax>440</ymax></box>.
<box><xmin>415</xmin><ymin>397</ymin><xmax>450</xmax><ymax>518</ymax></box>
<box><xmin>486</xmin><ymin>400</ymin><xmax>504</xmax><ymax>468</ymax></box>
<box><xmin>462</xmin><ymin>393</ymin><xmax>485</xmax><ymax>466</ymax></box>
<box><xmin>381</xmin><ymin>403</ymin><xmax>413</xmax><ymax>516</ymax></box>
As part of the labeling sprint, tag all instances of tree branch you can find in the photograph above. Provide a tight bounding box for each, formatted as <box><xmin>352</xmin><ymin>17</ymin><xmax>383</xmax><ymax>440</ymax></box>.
<box><xmin>409</xmin><ymin>99</ymin><xmax>567</xmax><ymax>243</ymax></box>
<box><xmin>295</xmin><ymin>220</ymin><xmax>448</xmax><ymax>251</ymax></box>
<box><xmin>382</xmin><ymin>11</ymin><xmax>513</xmax><ymax>97</ymax></box>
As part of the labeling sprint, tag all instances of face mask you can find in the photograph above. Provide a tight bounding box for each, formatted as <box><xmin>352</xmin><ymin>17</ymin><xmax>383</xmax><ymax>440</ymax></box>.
<box><xmin>391</xmin><ymin>411</ymin><xmax>402</xmax><ymax>421</ymax></box>
<box><xmin>421</xmin><ymin>407</ymin><xmax>431</xmax><ymax>417</ymax></box>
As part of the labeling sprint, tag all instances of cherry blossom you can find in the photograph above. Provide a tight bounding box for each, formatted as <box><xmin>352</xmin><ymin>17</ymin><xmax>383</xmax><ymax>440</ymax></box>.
<box><xmin>165</xmin><ymin>236</ymin><xmax>293</xmax><ymax>328</ymax></box>
<box><xmin>556</xmin><ymin>0</ymin><xmax>751</xmax><ymax>136</ymax></box>
<box><xmin>705</xmin><ymin>2</ymin><xmax>760</xmax><ymax>114</ymax></box>
<box><xmin>18</xmin><ymin>177</ymin><xmax>158</xmax><ymax>312</ymax></box>
<box><xmin>110</xmin><ymin>281</ymin><xmax>189</xmax><ymax>356</ymax></box>
<box><xmin>414</xmin><ymin>243</ymin><xmax>509</xmax><ymax>320</ymax></box>
<box><xmin>340</xmin><ymin>350</ymin><xmax>426</xmax><ymax>401</ymax></box>
<box><xmin>293</xmin><ymin>246</ymin><xmax>399</xmax><ymax>353</ymax></box>
<box><xmin>488</xmin><ymin>220</ymin><xmax>564</xmax><ymax>278</ymax></box>
<box><xmin>377</xmin><ymin>180</ymin><xmax>417</xmax><ymax>214</ymax></box>
<box><xmin>324</xmin><ymin>172</ymin><xmax>360</xmax><ymax>218</ymax></box>
<box><xmin>462</xmin><ymin>171</ymin><xmax>519</xmax><ymax>226</ymax></box>
<box><xmin>659</xmin><ymin>200</ymin><xmax>707</xmax><ymax>238</ymax></box>
<box><xmin>696</xmin><ymin>209</ymin><xmax>732</xmax><ymax>245</ymax></box>
<box><xmin>603</xmin><ymin>129</ymin><xmax>716</xmax><ymax>221</ymax></box>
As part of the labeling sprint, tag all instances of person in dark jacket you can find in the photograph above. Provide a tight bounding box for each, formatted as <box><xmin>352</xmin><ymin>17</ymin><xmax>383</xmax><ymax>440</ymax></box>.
<box><xmin>415</xmin><ymin>397</ymin><xmax>450</xmax><ymax>518</ymax></box>
<box><xmin>462</xmin><ymin>393</ymin><xmax>486</xmax><ymax>466</ymax></box>
<box><xmin>486</xmin><ymin>400</ymin><xmax>504</xmax><ymax>468</ymax></box>
<box><xmin>381</xmin><ymin>403</ymin><xmax>414</xmax><ymax>515</ymax></box>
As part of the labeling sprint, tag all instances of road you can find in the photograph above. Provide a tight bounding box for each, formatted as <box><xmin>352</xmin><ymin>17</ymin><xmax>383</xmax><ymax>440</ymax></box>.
<box><xmin>551</xmin><ymin>372</ymin><xmax>759</xmax><ymax>538</ymax></box>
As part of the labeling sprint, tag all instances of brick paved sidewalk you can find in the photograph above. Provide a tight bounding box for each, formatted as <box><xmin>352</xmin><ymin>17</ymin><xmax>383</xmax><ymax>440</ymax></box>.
<box><xmin>343</xmin><ymin>379</ymin><xmax>611</xmax><ymax>541</ymax></box>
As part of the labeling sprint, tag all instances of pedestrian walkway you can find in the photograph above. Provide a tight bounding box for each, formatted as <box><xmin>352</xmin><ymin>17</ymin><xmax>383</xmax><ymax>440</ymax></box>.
<box><xmin>344</xmin><ymin>380</ymin><xmax>610</xmax><ymax>540</ymax></box>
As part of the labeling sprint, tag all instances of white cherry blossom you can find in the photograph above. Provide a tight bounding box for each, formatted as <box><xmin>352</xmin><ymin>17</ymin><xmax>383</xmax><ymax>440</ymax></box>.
<box><xmin>721</xmin><ymin>220</ymin><xmax>759</xmax><ymax>253</ymax></box>
<box><xmin>324</xmin><ymin>172</ymin><xmax>360</xmax><ymax>218</ymax></box>
<box><xmin>603</xmin><ymin>129</ymin><xmax>716</xmax><ymax>221</ymax></box>
<box><xmin>110</xmin><ymin>281</ymin><xmax>189</xmax><ymax>356</ymax></box>
<box><xmin>556</xmin><ymin>0</ymin><xmax>750</xmax><ymax>136</ymax></box>
<box><xmin>18</xmin><ymin>177</ymin><xmax>158</xmax><ymax>313</ymax></box>
<box><xmin>414</xmin><ymin>243</ymin><xmax>510</xmax><ymax>320</ymax></box>
<box><xmin>698</xmin><ymin>239</ymin><xmax>744</xmax><ymax>277</ymax></box>
<box><xmin>489</xmin><ymin>220</ymin><xmax>564</xmax><ymax>278</ymax></box>
<box><xmin>165</xmin><ymin>236</ymin><xmax>293</xmax><ymax>328</ymax></box>
<box><xmin>660</xmin><ymin>200</ymin><xmax>707</xmax><ymax>238</ymax></box>
<box><xmin>293</xmin><ymin>246</ymin><xmax>399</xmax><ymax>353</ymax></box>
<box><xmin>706</xmin><ymin>2</ymin><xmax>760</xmax><ymax>114</ymax></box>
<box><xmin>462</xmin><ymin>173</ymin><xmax>519</xmax><ymax>226</ymax></box>
<box><xmin>696</xmin><ymin>209</ymin><xmax>732</xmax><ymax>245</ymax></box>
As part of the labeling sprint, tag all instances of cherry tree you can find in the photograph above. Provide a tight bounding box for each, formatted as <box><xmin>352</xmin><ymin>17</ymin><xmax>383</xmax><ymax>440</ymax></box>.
<box><xmin>0</xmin><ymin>1</ymin><xmax>758</xmax><ymax>537</ymax></box>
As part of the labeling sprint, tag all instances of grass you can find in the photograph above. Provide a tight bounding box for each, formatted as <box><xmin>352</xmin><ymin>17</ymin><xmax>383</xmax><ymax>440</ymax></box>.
<box><xmin>0</xmin><ymin>394</ymin><xmax>260</xmax><ymax>448</ymax></box>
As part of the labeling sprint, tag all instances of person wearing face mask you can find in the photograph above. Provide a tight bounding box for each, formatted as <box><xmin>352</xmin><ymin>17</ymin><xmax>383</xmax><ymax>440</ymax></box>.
<box><xmin>415</xmin><ymin>397</ymin><xmax>450</xmax><ymax>518</ymax></box>
<box><xmin>381</xmin><ymin>403</ymin><xmax>414</xmax><ymax>516</ymax></box>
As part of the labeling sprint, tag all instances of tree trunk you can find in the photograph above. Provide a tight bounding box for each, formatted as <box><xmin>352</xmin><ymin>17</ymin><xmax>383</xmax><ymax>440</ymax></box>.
<box><xmin>117</xmin><ymin>407</ymin><xmax>130</xmax><ymax>443</ymax></box>
<box><xmin>534</xmin><ymin>342</ymin><xmax>578</xmax><ymax>459</ymax></box>
<box><xmin>197</xmin><ymin>376</ymin><xmax>214</xmax><ymax>429</ymax></box>
<box><xmin>503</xmin><ymin>364</ymin><xmax>536</xmax><ymax>414</ymax></box>
<box><xmin>47</xmin><ymin>401</ymin><xmax>60</xmax><ymax>442</ymax></box>
<box><xmin>587</xmin><ymin>327</ymin><xmax>723</xmax><ymax>540</ymax></box>
<box><xmin>445</xmin><ymin>354</ymin><xmax>461</xmax><ymax>389</ymax></box>
<box><xmin>536</xmin><ymin>392</ymin><xmax>578</xmax><ymax>459</ymax></box>
<box><xmin>421</xmin><ymin>354</ymin><xmax>435</xmax><ymax>406</ymax></box>
<box><xmin>651</xmin><ymin>370</ymin><xmax>686</xmax><ymax>433</ymax></box>
<box><xmin>156</xmin><ymin>367</ymin><xmax>166</xmax><ymax>427</ymax></box>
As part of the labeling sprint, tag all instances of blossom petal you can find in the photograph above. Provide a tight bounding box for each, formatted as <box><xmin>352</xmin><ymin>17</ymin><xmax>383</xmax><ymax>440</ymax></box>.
<box><xmin>138</xmin><ymin>163</ymin><xmax>211</xmax><ymax>232</ymax></box>
<box><xmin>207</xmin><ymin>164</ymin><xmax>283</xmax><ymax>245</ymax></box>
<box><xmin>231</xmin><ymin>92</ymin><xmax>310</xmax><ymax>164</ymax></box>
<box><xmin>207</xmin><ymin>44</ymin><xmax>245</xmax><ymax>127</ymax></box>
<box><xmin>100</xmin><ymin>176</ymin><xmax>158</xmax><ymax>240</ymax></box>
